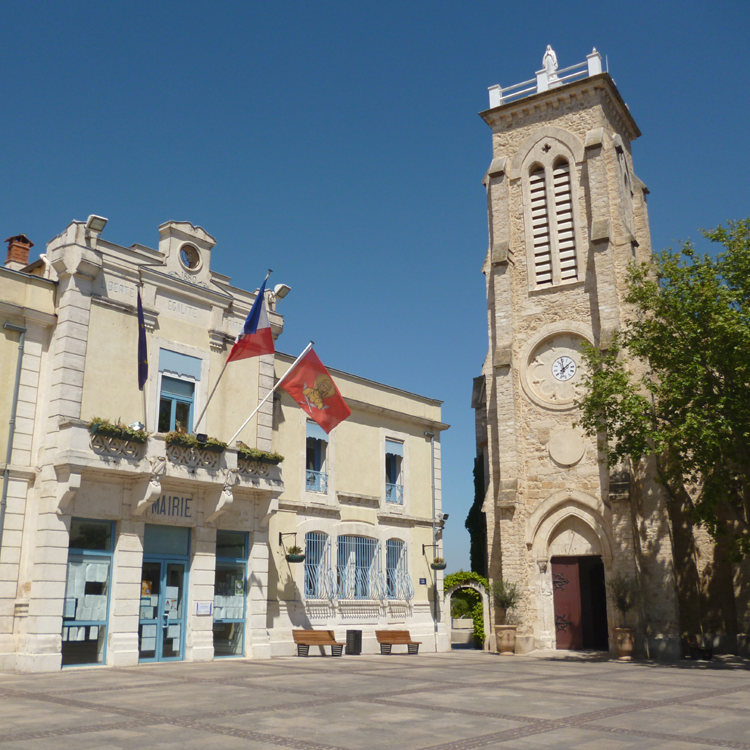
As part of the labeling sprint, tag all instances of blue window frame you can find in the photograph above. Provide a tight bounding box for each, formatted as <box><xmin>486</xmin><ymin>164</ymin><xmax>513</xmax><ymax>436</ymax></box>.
<box><xmin>385</xmin><ymin>439</ymin><xmax>404</xmax><ymax>505</ymax></box>
<box><xmin>158</xmin><ymin>376</ymin><xmax>194</xmax><ymax>433</ymax></box>
<box><xmin>213</xmin><ymin>531</ymin><xmax>248</xmax><ymax>658</ymax></box>
<box><xmin>306</xmin><ymin>421</ymin><xmax>328</xmax><ymax>493</ymax></box>
<box><xmin>62</xmin><ymin>518</ymin><xmax>115</xmax><ymax>667</ymax></box>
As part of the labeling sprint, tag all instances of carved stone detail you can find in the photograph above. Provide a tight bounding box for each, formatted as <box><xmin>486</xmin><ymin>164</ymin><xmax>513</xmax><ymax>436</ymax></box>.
<box><xmin>166</xmin><ymin>444</ymin><xmax>222</xmax><ymax>471</ymax></box>
<box><xmin>238</xmin><ymin>459</ymin><xmax>270</xmax><ymax>477</ymax></box>
<box><xmin>133</xmin><ymin>456</ymin><xmax>167</xmax><ymax>516</ymax></box>
<box><xmin>90</xmin><ymin>433</ymin><xmax>145</xmax><ymax>459</ymax></box>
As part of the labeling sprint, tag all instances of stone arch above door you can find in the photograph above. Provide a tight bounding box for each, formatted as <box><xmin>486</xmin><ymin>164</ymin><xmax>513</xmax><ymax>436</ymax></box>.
<box><xmin>526</xmin><ymin>489</ymin><xmax>614</xmax><ymax>565</ymax></box>
<box><xmin>445</xmin><ymin>581</ymin><xmax>491</xmax><ymax>651</ymax></box>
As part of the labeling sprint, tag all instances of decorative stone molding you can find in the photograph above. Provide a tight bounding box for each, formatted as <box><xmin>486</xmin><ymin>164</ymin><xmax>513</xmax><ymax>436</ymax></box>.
<box><xmin>337</xmin><ymin>492</ymin><xmax>380</xmax><ymax>508</ymax></box>
<box><xmin>525</xmin><ymin>488</ymin><xmax>614</xmax><ymax>564</ymax></box>
<box><xmin>165</xmin><ymin>443</ymin><xmax>223</xmax><ymax>471</ymax></box>
<box><xmin>259</xmin><ymin>497</ymin><xmax>279</xmax><ymax>528</ymax></box>
<box><xmin>238</xmin><ymin>459</ymin><xmax>273</xmax><ymax>477</ymax></box>
<box><xmin>206</xmin><ymin>469</ymin><xmax>238</xmax><ymax>524</ymax></box>
<box><xmin>132</xmin><ymin>456</ymin><xmax>167</xmax><ymax>516</ymax></box>
<box><xmin>90</xmin><ymin>433</ymin><xmax>145</xmax><ymax>460</ymax></box>
<box><xmin>55</xmin><ymin>467</ymin><xmax>82</xmax><ymax>515</ymax></box>
<box><xmin>509</xmin><ymin>125</ymin><xmax>586</xmax><ymax>179</ymax></box>
<box><xmin>208</xmin><ymin>328</ymin><xmax>233</xmax><ymax>352</ymax></box>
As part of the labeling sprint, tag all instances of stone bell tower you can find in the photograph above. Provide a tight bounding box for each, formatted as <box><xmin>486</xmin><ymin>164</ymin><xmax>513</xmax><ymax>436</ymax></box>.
<box><xmin>473</xmin><ymin>47</ymin><xmax>680</xmax><ymax>655</ymax></box>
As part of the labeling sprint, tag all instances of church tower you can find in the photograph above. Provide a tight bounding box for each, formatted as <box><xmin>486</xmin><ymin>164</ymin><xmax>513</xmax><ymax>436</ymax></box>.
<box><xmin>473</xmin><ymin>48</ymin><xmax>680</xmax><ymax>655</ymax></box>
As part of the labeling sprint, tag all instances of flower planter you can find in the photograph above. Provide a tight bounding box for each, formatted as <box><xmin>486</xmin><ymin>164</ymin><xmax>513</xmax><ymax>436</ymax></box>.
<box><xmin>612</xmin><ymin>627</ymin><xmax>635</xmax><ymax>661</ymax></box>
<box><xmin>286</xmin><ymin>554</ymin><xmax>306</xmax><ymax>563</ymax></box>
<box><xmin>89</xmin><ymin>422</ymin><xmax>147</xmax><ymax>444</ymax></box>
<box><xmin>201</xmin><ymin>443</ymin><xmax>226</xmax><ymax>454</ymax></box>
<box><xmin>495</xmin><ymin>624</ymin><xmax>517</xmax><ymax>655</ymax></box>
<box><xmin>165</xmin><ymin>432</ymin><xmax>226</xmax><ymax>453</ymax></box>
<box><xmin>237</xmin><ymin>444</ymin><xmax>284</xmax><ymax>465</ymax></box>
<box><xmin>431</xmin><ymin>562</ymin><xmax>447</xmax><ymax>571</ymax></box>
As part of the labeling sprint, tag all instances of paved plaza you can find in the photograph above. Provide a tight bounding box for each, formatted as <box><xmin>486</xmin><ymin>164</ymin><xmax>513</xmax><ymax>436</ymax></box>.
<box><xmin>1</xmin><ymin>650</ymin><xmax>749</xmax><ymax>749</ymax></box>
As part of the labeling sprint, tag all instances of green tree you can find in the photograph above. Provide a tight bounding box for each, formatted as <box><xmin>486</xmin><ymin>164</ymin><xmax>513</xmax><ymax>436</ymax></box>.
<box><xmin>577</xmin><ymin>219</ymin><xmax>750</xmax><ymax>558</ymax></box>
<box><xmin>465</xmin><ymin>456</ymin><xmax>487</xmax><ymax>577</ymax></box>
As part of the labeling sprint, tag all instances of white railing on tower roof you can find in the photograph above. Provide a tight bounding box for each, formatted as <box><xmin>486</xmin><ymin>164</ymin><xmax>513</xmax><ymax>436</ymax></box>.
<box><xmin>488</xmin><ymin>47</ymin><xmax>603</xmax><ymax>108</ymax></box>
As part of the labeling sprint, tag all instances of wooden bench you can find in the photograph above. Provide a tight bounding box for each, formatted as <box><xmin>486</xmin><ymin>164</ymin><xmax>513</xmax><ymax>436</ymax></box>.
<box><xmin>292</xmin><ymin>629</ymin><xmax>344</xmax><ymax>657</ymax></box>
<box><xmin>376</xmin><ymin>630</ymin><xmax>421</xmax><ymax>655</ymax></box>
<box><xmin>685</xmin><ymin>634</ymin><xmax>713</xmax><ymax>660</ymax></box>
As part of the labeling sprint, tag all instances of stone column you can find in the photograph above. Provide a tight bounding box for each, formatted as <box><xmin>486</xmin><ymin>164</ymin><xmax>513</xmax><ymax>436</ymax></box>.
<box><xmin>17</xmin><ymin>223</ymin><xmax>101</xmax><ymax>672</ymax></box>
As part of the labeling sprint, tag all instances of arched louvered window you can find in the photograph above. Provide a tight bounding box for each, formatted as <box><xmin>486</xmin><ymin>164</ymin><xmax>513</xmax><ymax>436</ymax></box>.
<box><xmin>553</xmin><ymin>158</ymin><xmax>578</xmax><ymax>281</ymax></box>
<box><xmin>529</xmin><ymin>165</ymin><xmax>552</xmax><ymax>287</ymax></box>
<box><xmin>526</xmin><ymin>155</ymin><xmax>579</xmax><ymax>288</ymax></box>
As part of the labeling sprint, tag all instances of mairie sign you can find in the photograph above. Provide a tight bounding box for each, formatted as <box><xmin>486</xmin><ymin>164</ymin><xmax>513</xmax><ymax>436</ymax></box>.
<box><xmin>150</xmin><ymin>494</ymin><xmax>192</xmax><ymax>518</ymax></box>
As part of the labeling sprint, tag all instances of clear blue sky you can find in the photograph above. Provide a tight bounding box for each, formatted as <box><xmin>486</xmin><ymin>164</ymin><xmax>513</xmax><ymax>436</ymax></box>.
<box><xmin>3</xmin><ymin>2</ymin><xmax>749</xmax><ymax>572</ymax></box>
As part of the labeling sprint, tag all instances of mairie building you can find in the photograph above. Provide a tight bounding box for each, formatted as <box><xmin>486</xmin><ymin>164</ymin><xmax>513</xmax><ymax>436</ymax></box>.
<box><xmin>0</xmin><ymin>221</ymin><xmax>449</xmax><ymax>672</ymax></box>
<box><xmin>473</xmin><ymin>48</ymin><xmax>750</xmax><ymax>657</ymax></box>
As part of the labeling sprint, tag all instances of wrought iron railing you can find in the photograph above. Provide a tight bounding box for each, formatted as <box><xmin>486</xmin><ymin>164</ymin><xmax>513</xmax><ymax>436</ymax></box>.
<box><xmin>306</xmin><ymin>470</ymin><xmax>328</xmax><ymax>494</ymax></box>
<box><xmin>385</xmin><ymin>482</ymin><xmax>403</xmax><ymax>505</ymax></box>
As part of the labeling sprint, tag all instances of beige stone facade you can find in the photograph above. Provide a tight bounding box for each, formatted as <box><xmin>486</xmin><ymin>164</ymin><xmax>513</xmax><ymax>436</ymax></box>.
<box><xmin>0</xmin><ymin>219</ymin><xmax>449</xmax><ymax>672</ymax></box>
<box><xmin>474</xmin><ymin>59</ymin><xmax>682</xmax><ymax>656</ymax></box>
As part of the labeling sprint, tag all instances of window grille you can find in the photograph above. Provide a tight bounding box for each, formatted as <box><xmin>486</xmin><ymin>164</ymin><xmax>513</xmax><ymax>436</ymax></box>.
<box><xmin>386</xmin><ymin>539</ymin><xmax>414</xmax><ymax>601</ymax></box>
<box><xmin>553</xmin><ymin>159</ymin><xmax>577</xmax><ymax>281</ymax></box>
<box><xmin>304</xmin><ymin>532</ymin><xmax>335</xmax><ymax>600</ymax></box>
<box><xmin>530</xmin><ymin>166</ymin><xmax>552</xmax><ymax>286</ymax></box>
<box><xmin>337</xmin><ymin>536</ymin><xmax>381</xmax><ymax>600</ymax></box>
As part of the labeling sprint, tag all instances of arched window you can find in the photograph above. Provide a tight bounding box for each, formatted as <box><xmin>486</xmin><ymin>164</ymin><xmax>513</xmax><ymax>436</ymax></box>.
<box><xmin>337</xmin><ymin>535</ymin><xmax>380</xmax><ymax>600</ymax></box>
<box><xmin>525</xmin><ymin>154</ymin><xmax>580</xmax><ymax>289</ymax></box>
<box><xmin>386</xmin><ymin>539</ymin><xmax>414</xmax><ymax>601</ymax></box>
<box><xmin>304</xmin><ymin>531</ymin><xmax>334</xmax><ymax>599</ymax></box>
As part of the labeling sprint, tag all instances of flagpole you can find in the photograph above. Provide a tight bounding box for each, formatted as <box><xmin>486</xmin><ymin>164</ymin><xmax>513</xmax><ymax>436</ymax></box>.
<box><xmin>142</xmin><ymin>387</ymin><xmax>148</xmax><ymax>432</ymax></box>
<box><xmin>193</xmin><ymin>358</ymin><xmax>229</xmax><ymax>434</ymax></box>
<box><xmin>228</xmin><ymin>341</ymin><xmax>313</xmax><ymax>446</ymax></box>
<box><xmin>193</xmin><ymin>269</ymin><xmax>273</xmax><ymax>435</ymax></box>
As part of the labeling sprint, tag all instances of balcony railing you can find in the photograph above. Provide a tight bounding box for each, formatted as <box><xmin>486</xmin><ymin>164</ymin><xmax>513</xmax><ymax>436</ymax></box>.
<box><xmin>488</xmin><ymin>48</ymin><xmax>603</xmax><ymax>108</ymax></box>
<box><xmin>385</xmin><ymin>483</ymin><xmax>403</xmax><ymax>505</ymax></box>
<box><xmin>306</xmin><ymin>470</ymin><xmax>328</xmax><ymax>494</ymax></box>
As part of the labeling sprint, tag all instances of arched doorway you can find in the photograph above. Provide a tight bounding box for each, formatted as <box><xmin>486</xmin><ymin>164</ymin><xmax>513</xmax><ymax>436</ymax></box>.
<box><xmin>527</xmin><ymin>490</ymin><xmax>614</xmax><ymax>651</ymax></box>
<box><xmin>445</xmin><ymin>580</ymin><xmax>491</xmax><ymax>651</ymax></box>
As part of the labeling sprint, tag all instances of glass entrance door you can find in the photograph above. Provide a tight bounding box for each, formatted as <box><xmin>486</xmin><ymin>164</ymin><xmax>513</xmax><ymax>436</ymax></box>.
<box><xmin>139</xmin><ymin>558</ymin><xmax>187</xmax><ymax>661</ymax></box>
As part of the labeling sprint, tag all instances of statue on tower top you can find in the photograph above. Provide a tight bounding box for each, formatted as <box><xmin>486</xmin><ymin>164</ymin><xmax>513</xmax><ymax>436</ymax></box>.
<box><xmin>543</xmin><ymin>45</ymin><xmax>560</xmax><ymax>84</ymax></box>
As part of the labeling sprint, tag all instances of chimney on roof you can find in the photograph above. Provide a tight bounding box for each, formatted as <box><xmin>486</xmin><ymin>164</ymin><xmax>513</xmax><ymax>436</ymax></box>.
<box><xmin>5</xmin><ymin>234</ymin><xmax>34</xmax><ymax>271</ymax></box>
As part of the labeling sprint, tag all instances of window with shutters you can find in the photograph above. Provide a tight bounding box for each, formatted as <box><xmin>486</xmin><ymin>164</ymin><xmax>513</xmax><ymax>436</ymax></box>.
<box><xmin>524</xmin><ymin>153</ymin><xmax>581</xmax><ymax>290</ymax></box>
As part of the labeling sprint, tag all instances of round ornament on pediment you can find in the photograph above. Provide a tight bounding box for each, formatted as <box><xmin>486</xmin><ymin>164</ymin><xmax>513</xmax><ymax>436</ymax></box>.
<box><xmin>548</xmin><ymin>427</ymin><xmax>586</xmax><ymax>466</ymax></box>
<box><xmin>179</xmin><ymin>243</ymin><xmax>202</xmax><ymax>272</ymax></box>
<box><xmin>520</xmin><ymin>326</ymin><xmax>591</xmax><ymax>411</ymax></box>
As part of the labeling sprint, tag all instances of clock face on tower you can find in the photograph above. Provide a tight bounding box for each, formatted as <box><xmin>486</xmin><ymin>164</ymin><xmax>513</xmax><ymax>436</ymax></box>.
<box><xmin>552</xmin><ymin>356</ymin><xmax>576</xmax><ymax>381</ymax></box>
<box><xmin>523</xmin><ymin>333</ymin><xmax>587</xmax><ymax>410</ymax></box>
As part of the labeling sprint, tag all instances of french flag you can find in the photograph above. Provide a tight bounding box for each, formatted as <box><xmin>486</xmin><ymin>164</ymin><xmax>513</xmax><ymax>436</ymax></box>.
<box><xmin>226</xmin><ymin>277</ymin><xmax>275</xmax><ymax>362</ymax></box>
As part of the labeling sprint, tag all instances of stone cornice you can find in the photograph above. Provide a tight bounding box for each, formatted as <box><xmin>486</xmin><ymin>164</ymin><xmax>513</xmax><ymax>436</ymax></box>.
<box><xmin>344</xmin><ymin>398</ymin><xmax>450</xmax><ymax>432</ymax></box>
<box><xmin>278</xmin><ymin>498</ymin><xmax>341</xmax><ymax>518</ymax></box>
<box><xmin>336</xmin><ymin>491</ymin><xmax>380</xmax><ymax>508</ymax></box>
<box><xmin>0</xmin><ymin>300</ymin><xmax>57</xmax><ymax>328</ymax></box>
<box><xmin>376</xmin><ymin>511</ymin><xmax>433</xmax><ymax>528</ymax></box>
<box><xmin>480</xmin><ymin>73</ymin><xmax>641</xmax><ymax>143</ymax></box>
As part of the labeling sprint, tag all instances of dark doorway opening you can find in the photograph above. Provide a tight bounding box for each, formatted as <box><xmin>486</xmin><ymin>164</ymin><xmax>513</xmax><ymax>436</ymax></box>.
<box><xmin>551</xmin><ymin>555</ymin><xmax>608</xmax><ymax>650</ymax></box>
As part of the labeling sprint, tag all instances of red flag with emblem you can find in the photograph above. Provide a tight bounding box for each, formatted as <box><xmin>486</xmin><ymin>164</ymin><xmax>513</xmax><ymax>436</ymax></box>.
<box><xmin>279</xmin><ymin>348</ymin><xmax>351</xmax><ymax>433</ymax></box>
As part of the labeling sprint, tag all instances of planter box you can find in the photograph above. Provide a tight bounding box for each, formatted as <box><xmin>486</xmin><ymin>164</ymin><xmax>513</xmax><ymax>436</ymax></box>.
<box><xmin>90</xmin><ymin>423</ymin><xmax>147</xmax><ymax>444</ymax></box>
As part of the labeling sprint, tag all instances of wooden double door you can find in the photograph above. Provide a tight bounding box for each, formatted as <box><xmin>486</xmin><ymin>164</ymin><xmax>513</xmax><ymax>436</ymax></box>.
<box><xmin>551</xmin><ymin>556</ymin><xmax>608</xmax><ymax>650</ymax></box>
